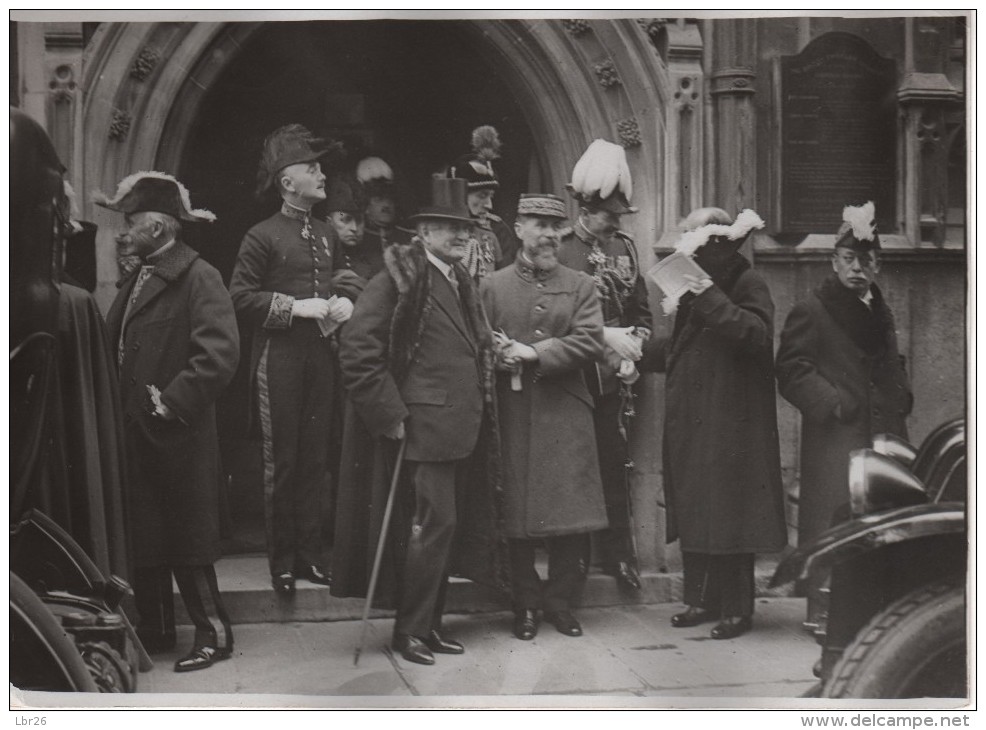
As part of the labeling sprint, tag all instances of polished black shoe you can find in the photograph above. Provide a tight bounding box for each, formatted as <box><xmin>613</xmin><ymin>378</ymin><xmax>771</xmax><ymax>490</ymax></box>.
<box><xmin>613</xmin><ymin>561</ymin><xmax>642</xmax><ymax>593</ymax></box>
<box><xmin>512</xmin><ymin>609</ymin><xmax>539</xmax><ymax>641</ymax></box>
<box><xmin>174</xmin><ymin>645</ymin><xmax>226</xmax><ymax>673</ymax></box>
<box><xmin>710</xmin><ymin>615</ymin><xmax>753</xmax><ymax>640</ymax></box>
<box><xmin>391</xmin><ymin>634</ymin><xmax>435</xmax><ymax>665</ymax></box>
<box><xmin>296</xmin><ymin>564</ymin><xmax>332</xmax><ymax>586</ymax></box>
<box><xmin>670</xmin><ymin>606</ymin><xmax>719</xmax><ymax>628</ymax></box>
<box><xmin>272</xmin><ymin>572</ymin><xmax>296</xmax><ymax>595</ymax></box>
<box><xmin>425</xmin><ymin>630</ymin><xmax>464</xmax><ymax>655</ymax></box>
<box><xmin>544</xmin><ymin>610</ymin><xmax>582</xmax><ymax>637</ymax></box>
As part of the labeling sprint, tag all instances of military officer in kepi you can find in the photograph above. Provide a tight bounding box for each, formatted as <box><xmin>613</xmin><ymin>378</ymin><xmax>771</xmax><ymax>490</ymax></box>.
<box><xmin>447</xmin><ymin>125</ymin><xmax>519</xmax><ymax>279</ymax></box>
<box><xmin>557</xmin><ymin>139</ymin><xmax>654</xmax><ymax>594</ymax></box>
<box><xmin>229</xmin><ymin>124</ymin><xmax>354</xmax><ymax>596</ymax></box>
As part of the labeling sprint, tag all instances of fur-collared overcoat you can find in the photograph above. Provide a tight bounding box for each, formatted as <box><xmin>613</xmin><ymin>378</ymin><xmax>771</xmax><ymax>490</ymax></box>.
<box><xmin>330</xmin><ymin>240</ymin><xmax>509</xmax><ymax>607</ymax></box>
<box><xmin>776</xmin><ymin>274</ymin><xmax>912</xmax><ymax>544</ymax></box>
<box><xmin>653</xmin><ymin>258</ymin><xmax>787</xmax><ymax>554</ymax></box>
<box><xmin>479</xmin><ymin>260</ymin><xmax>608</xmax><ymax>539</ymax></box>
<box><xmin>105</xmin><ymin>242</ymin><xmax>239</xmax><ymax>567</ymax></box>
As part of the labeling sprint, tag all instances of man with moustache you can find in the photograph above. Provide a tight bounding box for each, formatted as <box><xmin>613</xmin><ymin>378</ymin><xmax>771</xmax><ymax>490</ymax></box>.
<box><xmin>229</xmin><ymin>124</ymin><xmax>353</xmax><ymax>596</ymax></box>
<box><xmin>776</xmin><ymin>202</ymin><xmax>912</xmax><ymax>629</ymax></box>
<box><xmin>558</xmin><ymin>140</ymin><xmax>653</xmax><ymax>593</ymax></box>
<box><xmin>100</xmin><ymin>172</ymin><xmax>239</xmax><ymax>671</ymax></box>
<box><xmin>333</xmin><ymin>177</ymin><xmax>507</xmax><ymax>666</ymax></box>
<box><xmin>480</xmin><ymin>193</ymin><xmax>607</xmax><ymax>641</ymax></box>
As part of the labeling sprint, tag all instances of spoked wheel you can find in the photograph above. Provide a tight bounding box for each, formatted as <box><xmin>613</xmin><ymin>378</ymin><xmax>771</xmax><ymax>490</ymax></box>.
<box><xmin>823</xmin><ymin>578</ymin><xmax>967</xmax><ymax>699</ymax></box>
<box><xmin>79</xmin><ymin>641</ymin><xmax>135</xmax><ymax>693</ymax></box>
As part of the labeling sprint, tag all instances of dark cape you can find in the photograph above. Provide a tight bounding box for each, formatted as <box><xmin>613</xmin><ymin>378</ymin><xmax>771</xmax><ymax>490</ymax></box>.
<box><xmin>330</xmin><ymin>241</ymin><xmax>510</xmax><ymax>608</ymax></box>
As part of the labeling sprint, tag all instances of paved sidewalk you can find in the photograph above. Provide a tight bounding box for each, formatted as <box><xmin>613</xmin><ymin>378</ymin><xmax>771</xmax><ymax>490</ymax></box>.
<box><xmin>132</xmin><ymin>597</ymin><xmax>819</xmax><ymax>707</ymax></box>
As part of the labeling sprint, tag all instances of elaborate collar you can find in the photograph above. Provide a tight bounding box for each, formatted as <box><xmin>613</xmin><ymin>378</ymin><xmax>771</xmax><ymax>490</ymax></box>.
<box><xmin>280</xmin><ymin>201</ymin><xmax>311</xmax><ymax>221</ymax></box>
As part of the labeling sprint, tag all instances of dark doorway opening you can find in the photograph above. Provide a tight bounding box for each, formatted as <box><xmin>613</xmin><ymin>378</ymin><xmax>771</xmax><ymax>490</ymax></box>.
<box><xmin>173</xmin><ymin>20</ymin><xmax>538</xmax><ymax>555</ymax></box>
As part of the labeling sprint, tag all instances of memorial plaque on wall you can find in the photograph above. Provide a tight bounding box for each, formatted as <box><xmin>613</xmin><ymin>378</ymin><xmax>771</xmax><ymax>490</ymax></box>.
<box><xmin>781</xmin><ymin>33</ymin><xmax>896</xmax><ymax>233</ymax></box>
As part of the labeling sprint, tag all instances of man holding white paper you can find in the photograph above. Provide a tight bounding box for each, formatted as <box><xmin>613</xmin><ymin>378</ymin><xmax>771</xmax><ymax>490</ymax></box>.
<box><xmin>229</xmin><ymin>124</ymin><xmax>353</xmax><ymax>596</ymax></box>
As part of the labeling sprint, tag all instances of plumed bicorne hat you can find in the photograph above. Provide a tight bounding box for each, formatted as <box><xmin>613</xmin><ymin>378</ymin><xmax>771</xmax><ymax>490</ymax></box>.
<box><xmin>93</xmin><ymin>171</ymin><xmax>216</xmax><ymax>223</ymax></box>
<box><xmin>566</xmin><ymin>139</ymin><xmax>638</xmax><ymax>215</ymax></box>
<box><xmin>255</xmin><ymin>123</ymin><xmax>341</xmax><ymax>198</ymax></box>
<box><xmin>447</xmin><ymin>125</ymin><xmax>501</xmax><ymax>190</ymax></box>
<box><xmin>835</xmin><ymin>201</ymin><xmax>881</xmax><ymax>252</ymax></box>
<box><xmin>406</xmin><ymin>177</ymin><xmax>474</xmax><ymax>225</ymax></box>
<box><xmin>356</xmin><ymin>156</ymin><xmax>395</xmax><ymax>199</ymax></box>
<box><xmin>326</xmin><ymin>177</ymin><xmax>366</xmax><ymax>215</ymax></box>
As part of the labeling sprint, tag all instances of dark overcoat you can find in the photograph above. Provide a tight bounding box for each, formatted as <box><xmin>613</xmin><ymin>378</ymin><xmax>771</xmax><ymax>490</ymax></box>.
<box><xmin>654</xmin><ymin>264</ymin><xmax>787</xmax><ymax>554</ymax></box>
<box><xmin>105</xmin><ymin>242</ymin><xmax>240</xmax><ymax>568</ymax></box>
<box><xmin>776</xmin><ymin>275</ymin><xmax>912</xmax><ymax>543</ymax></box>
<box><xmin>479</xmin><ymin>260</ymin><xmax>608</xmax><ymax>539</ymax></box>
<box><xmin>331</xmin><ymin>241</ymin><xmax>508</xmax><ymax>607</ymax></box>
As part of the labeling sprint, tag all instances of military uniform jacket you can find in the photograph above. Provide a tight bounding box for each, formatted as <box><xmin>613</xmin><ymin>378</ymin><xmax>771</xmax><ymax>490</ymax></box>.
<box><xmin>558</xmin><ymin>225</ymin><xmax>653</xmax><ymax>395</ymax></box>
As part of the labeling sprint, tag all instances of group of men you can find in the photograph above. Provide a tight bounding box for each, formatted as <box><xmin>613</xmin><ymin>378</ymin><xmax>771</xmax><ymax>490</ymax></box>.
<box><xmin>99</xmin><ymin>120</ymin><xmax>911</xmax><ymax>672</ymax></box>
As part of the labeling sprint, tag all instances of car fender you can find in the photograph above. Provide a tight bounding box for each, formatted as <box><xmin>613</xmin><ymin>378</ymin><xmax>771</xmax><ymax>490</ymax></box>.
<box><xmin>771</xmin><ymin>503</ymin><xmax>966</xmax><ymax>588</ymax></box>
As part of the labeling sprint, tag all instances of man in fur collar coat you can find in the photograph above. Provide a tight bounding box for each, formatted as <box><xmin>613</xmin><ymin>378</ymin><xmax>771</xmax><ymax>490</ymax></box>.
<box><xmin>332</xmin><ymin>178</ymin><xmax>508</xmax><ymax>667</ymax></box>
<box><xmin>776</xmin><ymin>202</ymin><xmax>912</xmax><ymax>627</ymax></box>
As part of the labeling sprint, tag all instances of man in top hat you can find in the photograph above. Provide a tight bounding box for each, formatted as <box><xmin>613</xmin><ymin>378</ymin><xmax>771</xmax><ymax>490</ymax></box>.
<box><xmin>557</xmin><ymin>140</ymin><xmax>653</xmax><ymax>593</ymax></box>
<box><xmin>447</xmin><ymin>125</ymin><xmax>518</xmax><ymax>280</ymax></box>
<box><xmin>229</xmin><ymin>124</ymin><xmax>354</xmax><ymax>596</ymax></box>
<box><xmin>332</xmin><ymin>177</ymin><xmax>507</xmax><ymax>666</ymax></box>
<box><xmin>776</xmin><ymin>202</ymin><xmax>912</xmax><ymax>628</ymax></box>
<box><xmin>100</xmin><ymin>172</ymin><xmax>239</xmax><ymax>672</ymax></box>
<box><xmin>480</xmin><ymin>193</ymin><xmax>607</xmax><ymax>641</ymax></box>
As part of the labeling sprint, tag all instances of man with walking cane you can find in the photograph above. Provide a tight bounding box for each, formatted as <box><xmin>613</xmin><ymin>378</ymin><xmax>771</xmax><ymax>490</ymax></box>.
<box><xmin>332</xmin><ymin>177</ymin><xmax>508</xmax><ymax>666</ymax></box>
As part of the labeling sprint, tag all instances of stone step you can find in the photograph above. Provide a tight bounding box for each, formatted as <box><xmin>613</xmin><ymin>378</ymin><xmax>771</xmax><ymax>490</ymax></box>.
<box><xmin>175</xmin><ymin>553</ymin><xmax>793</xmax><ymax>625</ymax></box>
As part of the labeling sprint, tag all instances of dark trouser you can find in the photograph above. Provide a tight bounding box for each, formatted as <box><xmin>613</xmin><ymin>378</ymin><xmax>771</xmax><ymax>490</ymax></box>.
<box><xmin>592</xmin><ymin>391</ymin><xmax>635</xmax><ymax>566</ymax></box>
<box><xmin>682</xmin><ymin>551</ymin><xmax>755</xmax><ymax>618</ymax></box>
<box><xmin>133</xmin><ymin>565</ymin><xmax>232</xmax><ymax>651</ymax></box>
<box><xmin>509</xmin><ymin>534</ymin><xmax>590</xmax><ymax>613</ymax></box>
<box><xmin>257</xmin><ymin>325</ymin><xmax>334</xmax><ymax>576</ymax></box>
<box><xmin>394</xmin><ymin>460</ymin><xmax>460</xmax><ymax>638</ymax></box>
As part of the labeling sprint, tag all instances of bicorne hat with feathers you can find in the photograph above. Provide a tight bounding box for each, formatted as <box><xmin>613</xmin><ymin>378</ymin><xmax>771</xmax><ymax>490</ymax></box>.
<box><xmin>93</xmin><ymin>171</ymin><xmax>216</xmax><ymax>223</ymax></box>
<box><xmin>835</xmin><ymin>201</ymin><xmax>881</xmax><ymax>251</ymax></box>
<box><xmin>566</xmin><ymin>139</ymin><xmax>637</xmax><ymax>215</ymax></box>
<box><xmin>447</xmin><ymin>125</ymin><xmax>501</xmax><ymax>190</ymax></box>
<box><xmin>256</xmin><ymin>123</ymin><xmax>341</xmax><ymax>198</ymax></box>
<box><xmin>356</xmin><ymin>156</ymin><xmax>395</xmax><ymax>199</ymax></box>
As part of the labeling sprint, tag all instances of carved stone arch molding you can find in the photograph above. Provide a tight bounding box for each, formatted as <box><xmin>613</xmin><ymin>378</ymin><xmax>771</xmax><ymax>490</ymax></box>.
<box><xmin>81</xmin><ymin>19</ymin><xmax>678</xmax><ymax>307</ymax></box>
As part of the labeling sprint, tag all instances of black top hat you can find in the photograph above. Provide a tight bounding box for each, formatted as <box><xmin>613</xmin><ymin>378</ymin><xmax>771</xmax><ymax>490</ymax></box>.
<box><xmin>406</xmin><ymin>177</ymin><xmax>474</xmax><ymax>225</ymax></box>
<box><xmin>256</xmin><ymin>124</ymin><xmax>340</xmax><ymax>197</ymax></box>
<box><xmin>94</xmin><ymin>172</ymin><xmax>216</xmax><ymax>223</ymax></box>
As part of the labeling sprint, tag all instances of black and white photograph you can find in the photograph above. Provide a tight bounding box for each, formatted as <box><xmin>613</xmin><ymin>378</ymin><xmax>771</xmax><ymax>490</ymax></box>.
<box><xmin>8</xmin><ymin>9</ymin><xmax>973</xmax><ymax>718</ymax></box>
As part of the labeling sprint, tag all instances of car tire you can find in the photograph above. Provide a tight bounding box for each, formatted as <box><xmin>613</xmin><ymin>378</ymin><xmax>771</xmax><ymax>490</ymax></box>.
<box><xmin>822</xmin><ymin>577</ymin><xmax>966</xmax><ymax>698</ymax></box>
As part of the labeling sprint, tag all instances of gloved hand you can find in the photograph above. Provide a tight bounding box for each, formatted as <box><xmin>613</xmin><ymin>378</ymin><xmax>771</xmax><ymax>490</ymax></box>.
<box><xmin>604</xmin><ymin>327</ymin><xmax>643</xmax><ymax>361</ymax></box>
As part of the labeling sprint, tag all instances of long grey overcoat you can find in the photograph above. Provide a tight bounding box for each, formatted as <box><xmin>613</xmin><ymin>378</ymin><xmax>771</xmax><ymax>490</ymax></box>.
<box><xmin>654</xmin><ymin>266</ymin><xmax>787</xmax><ymax>554</ymax></box>
<box><xmin>105</xmin><ymin>242</ymin><xmax>239</xmax><ymax>567</ymax></box>
<box><xmin>480</xmin><ymin>260</ymin><xmax>608</xmax><ymax>539</ymax></box>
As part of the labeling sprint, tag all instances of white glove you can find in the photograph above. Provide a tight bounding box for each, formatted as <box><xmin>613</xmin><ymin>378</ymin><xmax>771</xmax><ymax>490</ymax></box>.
<box><xmin>603</xmin><ymin>327</ymin><xmax>643</xmax><ymax>361</ymax></box>
<box><xmin>327</xmin><ymin>296</ymin><xmax>354</xmax><ymax>323</ymax></box>
<box><xmin>292</xmin><ymin>297</ymin><xmax>332</xmax><ymax>320</ymax></box>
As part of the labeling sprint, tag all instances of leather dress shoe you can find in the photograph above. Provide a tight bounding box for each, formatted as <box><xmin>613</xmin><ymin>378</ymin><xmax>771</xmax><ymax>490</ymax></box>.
<box><xmin>272</xmin><ymin>572</ymin><xmax>296</xmax><ymax>595</ymax></box>
<box><xmin>391</xmin><ymin>634</ymin><xmax>435</xmax><ymax>666</ymax></box>
<box><xmin>544</xmin><ymin>611</ymin><xmax>582</xmax><ymax>637</ymax></box>
<box><xmin>173</xmin><ymin>644</ymin><xmax>232</xmax><ymax>673</ymax></box>
<box><xmin>296</xmin><ymin>564</ymin><xmax>332</xmax><ymax>586</ymax></box>
<box><xmin>512</xmin><ymin>609</ymin><xmax>539</xmax><ymax>641</ymax></box>
<box><xmin>425</xmin><ymin>630</ymin><xmax>464</xmax><ymax>655</ymax></box>
<box><xmin>670</xmin><ymin>606</ymin><xmax>719</xmax><ymax>628</ymax></box>
<box><xmin>710</xmin><ymin>615</ymin><xmax>753</xmax><ymax>640</ymax></box>
<box><xmin>612</xmin><ymin>561</ymin><xmax>642</xmax><ymax>592</ymax></box>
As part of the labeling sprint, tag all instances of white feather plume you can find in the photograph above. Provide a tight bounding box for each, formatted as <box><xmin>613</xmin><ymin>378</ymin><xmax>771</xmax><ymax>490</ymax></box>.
<box><xmin>673</xmin><ymin>209</ymin><xmax>765</xmax><ymax>256</ymax></box>
<box><xmin>356</xmin><ymin>156</ymin><xmax>394</xmax><ymax>184</ymax></box>
<box><xmin>842</xmin><ymin>201</ymin><xmax>876</xmax><ymax>242</ymax></box>
<box><xmin>569</xmin><ymin>139</ymin><xmax>632</xmax><ymax>202</ymax></box>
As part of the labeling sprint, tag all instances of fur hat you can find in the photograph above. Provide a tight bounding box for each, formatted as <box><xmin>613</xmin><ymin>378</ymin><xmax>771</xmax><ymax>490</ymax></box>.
<box><xmin>835</xmin><ymin>201</ymin><xmax>881</xmax><ymax>252</ymax></box>
<box><xmin>447</xmin><ymin>125</ymin><xmax>501</xmax><ymax>190</ymax></box>
<box><xmin>256</xmin><ymin>124</ymin><xmax>340</xmax><ymax>198</ymax></box>
<box><xmin>356</xmin><ymin>156</ymin><xmax>396</xmax><ymax>199</ymax></box>
<box><xmin>566</xmin><ymin>139</ymin><xmax>637</xmax><ymax>215</ymax></box>
<box><xmin>94</xmin><ymin>171</ymin><xmax>216</xmax><ymax>223</ymax></box>
<box><xmin>406</xmin><ymin>177</ymin><xmax>474</xmax><ymax>225</ymax></box>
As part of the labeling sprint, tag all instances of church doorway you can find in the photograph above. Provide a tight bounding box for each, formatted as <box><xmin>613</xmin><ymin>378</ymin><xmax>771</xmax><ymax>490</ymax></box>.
<box><xmin>171</xmin><ymin>20</ymin><xmax>540</xmax><ymax>554</ymax></box>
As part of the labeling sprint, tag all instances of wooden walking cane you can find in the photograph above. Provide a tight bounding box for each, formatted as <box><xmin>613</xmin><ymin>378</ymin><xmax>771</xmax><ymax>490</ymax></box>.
<box><xmin>353</xmin><ymin>434</ymin><xmax>408</xmax><ymax>666</ymax></box>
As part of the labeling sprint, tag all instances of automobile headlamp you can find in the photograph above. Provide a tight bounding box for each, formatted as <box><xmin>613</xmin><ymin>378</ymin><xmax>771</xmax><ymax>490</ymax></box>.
<box><xmin>848</xmin><ymin>448</ymin><xmax>928</xmax><ymax>518</ymax></box>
